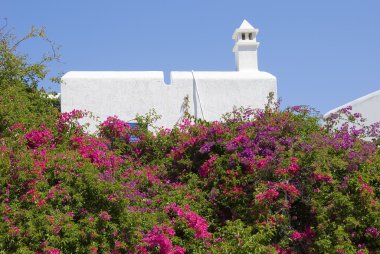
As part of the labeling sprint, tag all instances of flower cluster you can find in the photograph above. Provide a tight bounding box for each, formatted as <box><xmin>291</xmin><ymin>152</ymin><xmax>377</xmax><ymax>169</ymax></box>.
<box><xmin>165</xmin><ymin>203</ymin><xmax>212</xmax><ymax>240</ymax></box>
<box><xmin>99</xmin><ymin>116</ymin><xmax>132</xmax><ymax>142</ymax></box>
<box><xmin>138</xmin><ymin>225</ymin><xmax>185</xmax><ymax>254</ymax></box>
<box><xmin>255</xmin><ymin>188</ymin><xmax>280</xmax><ymax>204</ymax></box>
<box><xmin>24</xmin><ymin>125</ymin><xmax>53</xmax><ymax>148</ymax></box>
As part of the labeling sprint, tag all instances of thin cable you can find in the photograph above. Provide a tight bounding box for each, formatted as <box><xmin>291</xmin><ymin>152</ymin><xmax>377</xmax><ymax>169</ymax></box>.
<box><xmin>192</xmin><ymin>70</ymin><xmax>205</xmax><ymax>120</ymax></box>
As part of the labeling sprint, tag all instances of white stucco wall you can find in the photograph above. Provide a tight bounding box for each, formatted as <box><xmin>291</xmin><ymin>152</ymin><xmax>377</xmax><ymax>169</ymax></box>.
<box><xmin>324</xmin><ymin>90</ymin><xmax>380</xmax><ymax>127</ymax></box>
<box><xmin>61</xmin><ymin>70</ymin><xmax>276</xmax><ymax>131</ymax></box>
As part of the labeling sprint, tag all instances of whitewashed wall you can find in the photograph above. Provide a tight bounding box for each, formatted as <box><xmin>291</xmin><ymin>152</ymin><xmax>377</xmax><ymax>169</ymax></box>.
<box><xmin>61</xmin><ymin>70</ymin><xmax>276</xmax><ymax>131</ymax></box>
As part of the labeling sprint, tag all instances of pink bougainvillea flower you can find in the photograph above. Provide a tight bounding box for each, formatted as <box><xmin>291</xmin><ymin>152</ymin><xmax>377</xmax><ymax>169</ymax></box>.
<box><xmin>99</xmin><ymin>211</ymin><xmax>111</xmax><ymax>221</ymax></box>
<box><xmin>24</xmin><ymin>125</ymin><xmax>53</xmax><ymax>149</ymax></box>
<box><xmin>44</xmin><ymin>249</ymin><xmax>60</xmax><ymax>254</ymax></box>
<box><xmin>290</xmin><ymin>231</ymin><xmax>303</xmax><ymax>241</ymax></box>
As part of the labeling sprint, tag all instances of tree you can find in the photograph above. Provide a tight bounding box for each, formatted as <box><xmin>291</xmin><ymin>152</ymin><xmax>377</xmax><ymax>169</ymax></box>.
<box><xmin>0</xmin><ymin>20</ymin><xmax>60</xmax><ymax>133</ymax></box>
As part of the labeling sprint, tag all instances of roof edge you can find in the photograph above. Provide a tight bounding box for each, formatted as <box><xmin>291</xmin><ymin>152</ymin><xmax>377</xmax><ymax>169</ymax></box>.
<box><xmin>324</xmin><ymin>89</ymin><xmax>380</xmax><ymax>117</ymax></box>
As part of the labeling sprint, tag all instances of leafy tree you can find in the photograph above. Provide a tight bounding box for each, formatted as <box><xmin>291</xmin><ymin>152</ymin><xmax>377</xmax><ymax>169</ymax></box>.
<box><xmin>0</xmin><ymin>21</ymin><xmax>60</xmax><ymax>133</ymax></box>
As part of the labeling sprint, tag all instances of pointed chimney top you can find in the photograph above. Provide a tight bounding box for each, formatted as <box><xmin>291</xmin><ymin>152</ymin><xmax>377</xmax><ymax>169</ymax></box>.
<box><xmin>239</xmin><ymin>19</ymin><xmax>255</xmax><ymax>29</ymax></box>
<box><xmin>232</xmin><ymin>19</ymin><xmax>258</xmax><ymax>40</ymax></box>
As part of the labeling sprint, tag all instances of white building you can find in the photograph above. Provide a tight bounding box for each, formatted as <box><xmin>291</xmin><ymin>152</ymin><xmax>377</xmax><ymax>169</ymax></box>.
<box><xmin>324</xmin><ymin>90</ymin><xmax>380</xmax><ymax>127</ymax></box>
<box><xmin>61</xmin><ymin>20</ymin><xmax>277</xmax><ymax>131</ymax></box>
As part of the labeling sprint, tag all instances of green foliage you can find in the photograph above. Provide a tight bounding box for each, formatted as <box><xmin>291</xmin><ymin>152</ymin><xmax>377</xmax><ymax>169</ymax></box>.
<box><xmin>0</xmin><ymin>24</ymin><xmax>60</xmax><ymax>133</ymax></box>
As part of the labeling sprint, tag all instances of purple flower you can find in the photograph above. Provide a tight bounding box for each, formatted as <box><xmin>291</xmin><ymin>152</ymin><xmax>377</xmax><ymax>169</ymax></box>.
<box><xmin>199</xmin><ymin>142</ymin><xmax>214</xmax><ymax>154</ymax></box>
<box><xmin>365</xmin><ymin>227</ymin><xmax>379</xmax><ymax>238</ymax></box>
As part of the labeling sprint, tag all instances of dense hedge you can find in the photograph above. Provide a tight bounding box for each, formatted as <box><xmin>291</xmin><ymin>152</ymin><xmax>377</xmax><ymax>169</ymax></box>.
<box><xmin>1</xmin><ymin>102</ymin><xmax>380</xmax><ymax>253</ymax></box>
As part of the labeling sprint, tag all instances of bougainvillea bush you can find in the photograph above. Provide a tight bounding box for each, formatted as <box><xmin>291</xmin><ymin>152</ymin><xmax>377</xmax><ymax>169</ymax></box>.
<box><xmin>1</xmin><ymin>100</ymin><xmax>380</xmax><ymax>254</ymax></box>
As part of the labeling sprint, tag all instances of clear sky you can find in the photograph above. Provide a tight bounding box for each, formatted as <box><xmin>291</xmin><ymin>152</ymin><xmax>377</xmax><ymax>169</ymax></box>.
<box><xmin>2</xmin><ymin>0</ymin><xmax>380</xmax><ymax>114</ymax></box>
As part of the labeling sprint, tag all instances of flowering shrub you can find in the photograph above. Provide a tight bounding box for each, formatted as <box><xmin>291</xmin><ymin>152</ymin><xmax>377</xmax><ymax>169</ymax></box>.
<box><xmin>1</xmin><ymin>103</ymin><xmax>380</xmax><ymax>253</ymax></box>
<box><xmin>24</xmin><ymin>125</ymin><xmax>53</xmax><ymax>149</ymax></box>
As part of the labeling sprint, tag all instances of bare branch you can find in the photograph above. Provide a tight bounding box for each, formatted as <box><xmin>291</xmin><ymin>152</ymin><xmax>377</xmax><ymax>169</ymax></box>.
<box><xmin>0</xmin><ymin>17</ymin><xmax>8</xmax><ymax>32</ymax></box>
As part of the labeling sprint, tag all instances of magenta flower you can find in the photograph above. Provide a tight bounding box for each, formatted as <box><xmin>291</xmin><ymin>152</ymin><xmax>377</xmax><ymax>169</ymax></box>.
<box><xmin>165</xmin><ymin>203</ymin><xmax>211</xmax><ymax>240</ymax></box>
<box><xmin>24</xmin><ymin>125</ymin><xmax>53</xmax><ymax>149</ymax></box>
<box><xmin>287</xmin><ymin>157</ymin><xmax>300</xmax><ymax>174</ymax></box>
<box><xmin>89</xmin><ymin>247</ymin><xmax>98</xmax><ymax>253</ymax></box>
<box><xmin>255</xmin><ymin>188</ymin><xmax>279</xmax><ymax>204</ymax></box>
<box><xmin>365</xmin><ymin>227</ymin><xmax>379</xmax><ymax>238</ymax></box>
<box><xmin>107</xmin><ymin>193</ymin><xmax>119</xmax><ymax>202</ymax></box>
<box><xmin>140</xmin><ymin>225</ymin><xmax>185</xmax><ymax>254</ymax></box>
<box><xmin>198</xmin><ymin>155</ymin><xmax>218</xmax><ymax>178</ymax></box>
<box><xmin>290</xmin><ymin>231</ymin><xmax>303</xmax><ymax>241</ymax></box>
<box><xmin>44</xmin><ymin>249</ymin><xmax>60</xmax><ymax>254</ymax></box>
<box><xmin>278</xmin><ymin>182</ymin><xmax>300</xmax><ymax>198</ymax></box>
<box><xmin>311</xmin><ymin>173</ymin><xmax>333</xmax><ymax>183</ymax></box>
<box><xmin>9</xmin><ymin>226</ymin><xmax>20</xmax><ymax>236</ymax></box>
<box><xmin>99</xmin><ymin>211</ymin><xmax>111</xmax><ymax>221</ymax></box>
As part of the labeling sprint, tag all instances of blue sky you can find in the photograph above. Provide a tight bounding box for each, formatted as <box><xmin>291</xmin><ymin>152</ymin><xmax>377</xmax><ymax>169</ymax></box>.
<box><xmin>2</xmin><ymin>1</ymin><xmax>380</xmax><ymax>114</ymax></box>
